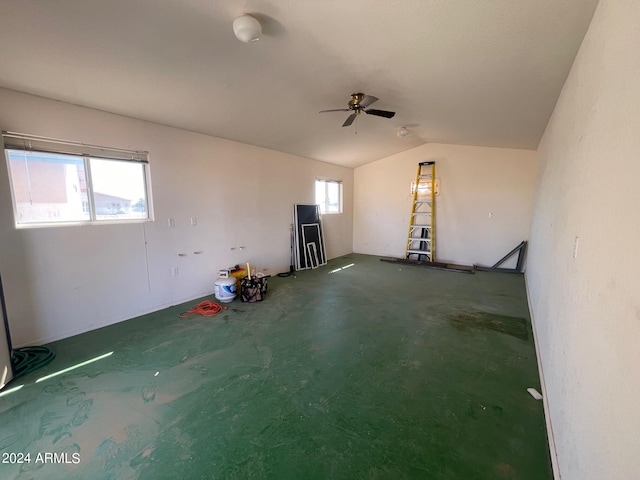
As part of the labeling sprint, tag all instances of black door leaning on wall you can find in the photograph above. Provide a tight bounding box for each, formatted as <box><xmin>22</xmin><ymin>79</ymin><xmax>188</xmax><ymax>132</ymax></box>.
<box><xmin>293</xmin><ymin>204</ymin><xmax>327</xmax><ymax>270</ymax></box>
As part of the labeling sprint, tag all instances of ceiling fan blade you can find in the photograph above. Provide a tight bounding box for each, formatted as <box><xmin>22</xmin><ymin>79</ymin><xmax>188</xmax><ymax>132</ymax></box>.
<box><xmin>319</xmin><ymin>108</ymin><xmax>350</xmax><ymax>113</ymax></box>
<box><xmin>365</xmin><ymin>109</ymin><xmax>396</xmax><ymax>119</ymax></box>
<box><xmin>342</xmin><ymin>113</ymin><xmax>357</xmax><ymax>127</ymax></box>
<box><xmin>359</xmin><ymin>95</ymin><xmax>378</xmax><ymax>108</ymax></box>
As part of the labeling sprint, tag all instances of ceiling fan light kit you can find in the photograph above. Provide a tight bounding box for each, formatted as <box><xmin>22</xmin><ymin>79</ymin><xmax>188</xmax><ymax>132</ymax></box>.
<box><xmin>233</xmin><ymin>14</ymin><xmax>262</xmax><ymax>43</ymax></box>
<box><xmin>319</xmin><ymin>93</ymin><xmax>396</xmax><ymax>128</ymax></box>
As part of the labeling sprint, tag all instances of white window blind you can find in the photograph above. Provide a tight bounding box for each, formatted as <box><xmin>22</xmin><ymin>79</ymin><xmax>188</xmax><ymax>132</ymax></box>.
<box><xmin>2</xmin><ymin>131</ymin><xmax>148</xmax><ymax>163</ymax></box>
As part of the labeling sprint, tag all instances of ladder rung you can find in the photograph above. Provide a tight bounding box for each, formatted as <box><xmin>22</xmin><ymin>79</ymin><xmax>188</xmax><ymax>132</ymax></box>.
<box><xmin>409</xmin><ymin>237</ymin><xmax>431</xmax><ymax>241</ymax></box>
<box><xmin>412</xmin><ymin>212</ymin><xmax>431</xmax><ymax>216</ymax></box>
<box><xmin>414</xmin><ymin>200</ymin><xmax>431</xmax><ymax>204</ymax></box>
<box><xmin>410</xmin><ymin>225</ymin><xmax>431</xmax><ymax>229</ymax></box>
<box><xmin>406</xmin><ymin>249</ymin><xmax>432</xmax><ymax>255</ymax></box>
<box><xmin>418</xmin><ymin>175</ymin><xmax>432</xmax><ymax>179</ymax></box>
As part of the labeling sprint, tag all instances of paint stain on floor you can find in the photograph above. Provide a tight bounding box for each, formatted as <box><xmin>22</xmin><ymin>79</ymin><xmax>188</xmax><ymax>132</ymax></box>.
<box><xmin>448</xmin><ymin>310</ymin><xmax>529</xmax><ymax>340</ymax></box>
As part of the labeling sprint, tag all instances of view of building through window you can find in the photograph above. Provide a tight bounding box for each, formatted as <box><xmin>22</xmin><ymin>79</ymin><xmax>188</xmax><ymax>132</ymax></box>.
<box><xmin>89</xmin><ymin>158</ymin><xmax>148</xmax><ymax>220</ymax></box>
<box><xmin>6</xmin><ymin>150</ymin><xmax>150</xmax><ymax>226</ymax></box>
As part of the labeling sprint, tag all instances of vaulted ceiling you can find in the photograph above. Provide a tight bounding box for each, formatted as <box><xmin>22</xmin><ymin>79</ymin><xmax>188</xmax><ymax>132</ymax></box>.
<box><xmin>0</xmin><ymin>0</ymin><xmax>599</xmax><ymax>168</ymax></box>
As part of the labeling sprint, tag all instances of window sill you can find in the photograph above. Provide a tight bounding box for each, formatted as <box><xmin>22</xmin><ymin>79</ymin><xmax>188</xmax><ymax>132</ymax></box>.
<box><xmin>15</xmin><ymin>218</ymin><xmax>153</xmax><ymax>229</ymax></box>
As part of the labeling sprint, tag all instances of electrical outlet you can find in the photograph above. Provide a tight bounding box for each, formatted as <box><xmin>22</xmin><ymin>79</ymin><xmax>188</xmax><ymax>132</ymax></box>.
<box><xmin>168</xmin><ymin>218</ymin><xmax>175</xmax><ymax>228</ymax></box>
<box><xmin>190</xmin><ymin>216</ymin><xmax>197</xmax><ymax>226</ymax></box>
<box><xmin>171</xmin><ymin>267</ymin><xmax>179</xmax><ymax>276</ymax></box>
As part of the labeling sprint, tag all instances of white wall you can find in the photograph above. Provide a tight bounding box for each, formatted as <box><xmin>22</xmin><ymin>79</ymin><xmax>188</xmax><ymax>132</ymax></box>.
<box><xmin>0</xmin><ymin>88</ymin><xmax>353</xmax><ymax>347</ymax></box>
<box><xmin>526</xmin><ymin>1</ymin><xmax>640</xmax><ymax>479</ymax></box>
<box><xmin>353</xmin><ymin>143</ymin><xmax>537</xmax><ymax>267</ymax></box>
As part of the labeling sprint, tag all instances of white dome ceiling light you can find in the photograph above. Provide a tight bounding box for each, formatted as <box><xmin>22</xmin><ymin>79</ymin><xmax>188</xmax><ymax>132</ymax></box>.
<box><xmin>397</xmin><ymin>126</ymin><xmax>410</xmax><ymax>138</ymax></box>
<box><xmin>233</xmin><ymin>14</ymin><xmax>262</xmax><ymax>43</ymax></box>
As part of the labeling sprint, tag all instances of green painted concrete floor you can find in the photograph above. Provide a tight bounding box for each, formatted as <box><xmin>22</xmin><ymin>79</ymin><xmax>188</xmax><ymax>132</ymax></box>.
<box><xmin>0</xmin><ymin>254</ymin><xmax>551</xmax><ymax>479</ymax></box>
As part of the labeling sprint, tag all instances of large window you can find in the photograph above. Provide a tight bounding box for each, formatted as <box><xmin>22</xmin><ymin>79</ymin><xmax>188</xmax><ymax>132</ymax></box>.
<box><xmin>315</xmin><ymin>179</ymin><xmax>342</xmax><ymax>214</ymax></box>
<box><xmin>2</xmin><ymin>132</ymin><xmax>152</xmax><ymax>227</ymax></box>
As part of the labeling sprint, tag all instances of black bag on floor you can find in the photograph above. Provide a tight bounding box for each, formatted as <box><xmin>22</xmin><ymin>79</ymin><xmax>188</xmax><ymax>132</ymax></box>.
<box><xmin>240</xmin><ymin>276</ymin><xmax>268</xmax><ymax>302</ymax></box>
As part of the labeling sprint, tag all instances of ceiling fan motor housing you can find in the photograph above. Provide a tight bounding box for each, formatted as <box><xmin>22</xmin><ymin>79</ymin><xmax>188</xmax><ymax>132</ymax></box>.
<box><xmin>348</xmin><ymin>93</ymin><xmax>365</xmax><ymax>110</ymax></box>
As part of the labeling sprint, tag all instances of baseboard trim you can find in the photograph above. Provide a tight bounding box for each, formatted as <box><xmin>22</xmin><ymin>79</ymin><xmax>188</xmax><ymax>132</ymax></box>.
<box><xmin>524</xmin><ymin>275</ymin><xmax>561</xmax><ymax>480</ymax></box>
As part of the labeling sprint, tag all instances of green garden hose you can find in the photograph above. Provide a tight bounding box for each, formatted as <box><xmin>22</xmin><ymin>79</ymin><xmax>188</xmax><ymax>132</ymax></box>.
<box><xmin>11</xmin><ymin>346</ymin><xmax>55</xmax><ymax>379</ymax></box>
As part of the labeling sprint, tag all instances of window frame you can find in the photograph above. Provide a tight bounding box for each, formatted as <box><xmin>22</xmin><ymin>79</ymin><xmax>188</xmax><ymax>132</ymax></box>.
<box><xmin>2</xmin><ymin>132</ymin><xmax>153</xmax><ymax>228</ymax></box>
<box><xmin>315</xmin><ymin>178</ymin><xmax>343</xmax><ymax>215</ymax></box>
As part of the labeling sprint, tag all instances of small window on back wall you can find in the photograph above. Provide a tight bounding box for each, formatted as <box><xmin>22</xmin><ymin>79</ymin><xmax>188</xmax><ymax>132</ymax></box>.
<box><xmin>2</xmin><ymin>132</ymin><xmax>152</xmax><ymax>227</ymax></box>
<box><xmin>315</xmin><ymin>179</ymin><xmax>342</xmax><ymax>214</ymax></box>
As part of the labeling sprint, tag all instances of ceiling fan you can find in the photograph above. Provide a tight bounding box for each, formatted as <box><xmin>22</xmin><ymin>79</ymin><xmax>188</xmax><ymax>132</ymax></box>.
<box><xmin>319</xmin><ymin>93</ymin><xmax>396</xmax><ymax>127</ymax></box>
